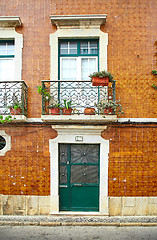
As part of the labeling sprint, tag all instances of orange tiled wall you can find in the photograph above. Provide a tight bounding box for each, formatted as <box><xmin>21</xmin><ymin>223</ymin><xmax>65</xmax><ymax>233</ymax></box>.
<box><xmin>0</xmin><ymin>0</ymin><xmax>157</xmax><ymax>118</ymax></box>
<box><xmin>0</xmin><ymin>125</ymin><xmax>156</xmax><ymax>196</ymax></box>
<box><xmin>0</xmin><ymin>125</ymin><xmax>57</xmax><ymax>196</ymax></box>
<box><xmin>102</xmin><ymin>125</ymin><xmax>157</xmax><ymax>196</ymax></box>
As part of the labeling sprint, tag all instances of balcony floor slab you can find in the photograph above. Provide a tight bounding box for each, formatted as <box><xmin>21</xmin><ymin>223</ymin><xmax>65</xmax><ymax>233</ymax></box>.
<box><xmin>41</xmin><ymin>114</ymin><xmax>117</xmax><ymax>123</ymax></box>
<box><xmin>3</xmin><ymin>115</ymin><xmax>27</xmax><ymax>122</ymax></box>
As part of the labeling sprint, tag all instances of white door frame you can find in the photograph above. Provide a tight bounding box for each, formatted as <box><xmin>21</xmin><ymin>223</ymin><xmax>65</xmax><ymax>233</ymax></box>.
<box><xmin>49</xmin><ymin>125</ymin><xmax>109</xmax><ymax>215</ymax></box>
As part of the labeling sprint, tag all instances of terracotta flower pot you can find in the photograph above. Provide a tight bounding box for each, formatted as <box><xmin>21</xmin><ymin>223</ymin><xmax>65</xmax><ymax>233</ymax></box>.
<box><xmin>103</xmin><ymin>107</ymin><xmax>113</xmax><ymax>115</ymax></box>
<box><xmin>50</xmin><ymin>108</ymin><xmax>60</xmax><ymax>115</ymax></box>
<box><xmin>10</xmin><ymin>108</ymin><xmax>22</xmax><ymax>115</ymax></box>
<box><xmin>92</xmin><ymin>77</ymin><xmax>109</xmax><ymax>86</ymax></box>
<box><xmin>62</xmin><ymin>108</ymin><xmax>72</xmax><ymax>115</ymax></box>
<box><xmin>84</xmin><ymin>108</ymin><xmax>95</xmax><ymax>115</ymax></box>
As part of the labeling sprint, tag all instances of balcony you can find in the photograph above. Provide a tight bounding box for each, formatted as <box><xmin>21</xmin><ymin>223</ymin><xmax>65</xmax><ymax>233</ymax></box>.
<box><xmin>0</xmin><ymin>81</ymin><xmax>28</xmax><ymax>122</ymax></box>
<box><xmin>41</xmin><ymin>80</ymin><xmax>117</xmax><ymax>124</ymax></box>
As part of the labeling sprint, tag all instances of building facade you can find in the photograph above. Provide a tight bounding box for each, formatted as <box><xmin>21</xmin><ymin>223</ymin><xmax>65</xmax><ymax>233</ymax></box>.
<box><xmin>0</xmin><ymin>0</ymin><xmax>157</xmax><ymax>216</ymax></box>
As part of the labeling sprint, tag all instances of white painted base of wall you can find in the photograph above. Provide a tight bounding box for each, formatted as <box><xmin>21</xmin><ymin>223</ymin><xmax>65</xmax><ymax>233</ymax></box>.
<box><xmin>0</xmin><ymin>195</ymin><xmax>157</xmax><ymax>216</ymax></box>
<box><xmin>109</xmin><ymin>197</ymin><xmax>157</xmax><ymax>216</ymax></box>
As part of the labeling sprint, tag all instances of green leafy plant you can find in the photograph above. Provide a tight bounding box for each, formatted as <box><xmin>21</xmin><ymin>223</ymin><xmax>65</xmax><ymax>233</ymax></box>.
<box><xmin>0</xmin><ymin>115</ymin><xmax>12</xmax><ymax>124</ymax></box>
<box><xmin>95</xmin><ymin>100</ymin><xmax>124</xmax><ymax>116</ymax></box>
<box><xmin>37</xmin><ymin>86</ymin><xmax>51</xmax><ymax>102</ymax></box>
<box><xmin>62</xmin><ymin>99</ymin><xmax>75</xmax><ymax>109</ymax></box>
<box><xmin>152</xmin><ymin>84</ymin><xmax>157</xmax><ymax>90</ymax></box>
<box><xmin>89</xmin><ymin>70</ymin><xmax>114</xmax><ymax>82</ymax></box>
<box><xmin>8</xmin><ymin>99</ymin><xmax>22</xmax><ymax>110</ymax></box>
<box><xmin>47</xmin><ymin>99</ymin><xmax>61</xmax><ymax>109</ymax></box>
<box><xmin>152</xmin><ymin>70</ymin><xmax>157</xmax><ymax>75</ymax></box>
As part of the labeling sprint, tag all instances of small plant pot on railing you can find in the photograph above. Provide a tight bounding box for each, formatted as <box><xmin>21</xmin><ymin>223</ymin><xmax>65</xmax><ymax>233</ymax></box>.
<box><xmin>89</xmin><ymin>70</ymin><xmax>114</xmax><ymax>87</ymax></box>
<box><xmin>62</xmin><ymin>108</ymin><xmax>72</xmax><ymax>115</ymax></box>
<box><xmin>84</xmin><ymin>108</ymin><xmax>95</xmax><ymax>115</ymax></box>
<box><xmin>10</xmin><ymin>107</ymin><xmax>22</xmax><ymax>115</ymax></box>
<box><xmin>103</xmin><ymin>107</ymin><xmax>114</xmax><ymax>115</ymax></box>
<box><xmin>92</xmin><ymin>77</ymin><xmax>109</xmax><ymax>86</ymax></box>
<box><xmin>50</xmin><ymin>107</ymin><xmax>60</xmax><ymax>115</ymax></box>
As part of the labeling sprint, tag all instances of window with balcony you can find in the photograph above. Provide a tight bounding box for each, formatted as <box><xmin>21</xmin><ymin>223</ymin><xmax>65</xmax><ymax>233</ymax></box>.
<box><xmin>0</xmin><ymin>40</ymin><xmax>15</xmax><ymax>81</ymax></box>
<box><xmin>0</xmin><ymin>18</ymin><xmax>28</xmax><ymax>119</ymax></box>
<box><xmin>41</xmin><ymin>15</ymin><xmax>117</xmax><ymax>122</ymax></box>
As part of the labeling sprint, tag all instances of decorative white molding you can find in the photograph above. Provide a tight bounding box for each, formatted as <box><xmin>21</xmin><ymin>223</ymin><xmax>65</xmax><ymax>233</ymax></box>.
<box><xmin>49</xmin><ymin>125</ymin><xmax>109</xmax><ymax>215</ymax></box>
<box><xmin>0</xmin><ymin>28</ymin><xmax>23</xmax><ymax>81</ymax></box>
<box><xmin>50</xmin><ymin>14</ymin><xmax>107</xmax><ymax>29</ymax></box>
<box><xmin>0</xmin><ymin>16</ymin><xmax>22</xmax><ymax>28</ymax></box>
<box><xmin>41</xmin><ymin>115</ymin><xmax>117</xmax><ymax>124</ymax></box>
<box><xmin>0</xmin><ymin>130</ymin><xmax>11</xmax><ymax>156</ymax></box>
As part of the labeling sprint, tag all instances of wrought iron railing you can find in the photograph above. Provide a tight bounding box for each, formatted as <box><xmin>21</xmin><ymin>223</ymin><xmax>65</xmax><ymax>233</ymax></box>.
<box><xmin>0</xmin><ymin>81</ymin><xmax>28</xmax><ymax>116</ymax></box>
<box><xmin>41</xmin><ymin>80</ymin><xmax>116</xmax><ymax>115</ymax></box>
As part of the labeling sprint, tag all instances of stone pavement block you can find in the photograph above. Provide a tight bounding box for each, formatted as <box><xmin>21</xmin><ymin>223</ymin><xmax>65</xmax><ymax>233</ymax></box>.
<box><xmin>122</xmin><ymin>197</ymin><xmax>135</xmax><ymax>207</ymax></box>
<box><xmin>122</xmin><ymin>207</ymin><xmax>136</xmax><ymax>216</ymax></box>
<box><xmin>135</xmin><ymin>197</ymin><xmax>149</xmax><ymax>216</ymax></box>
<box><xmin>26</xmin><ymin>196</ymin><xmax>39</xmax><ymax>215</ymax></box>
<box><xmin>3</xmin><ymin>195</ymin><xmax>14</xmax><ymax>215</ymax></box>
<box><xmin>13</xmin><ymin>195</ymin><xmax>26</xmax><ymax>215</ymax></box>
<box><xmin>148</xmin><ymin>204</ymin><xmax>157</xmax><ymax>215</ymax></box>
<box><xmin>109</xmin><ymin>197</ymin><xmax>122</xmax><ymax>216</ymax></box>
<box><xmin>149</xmin><ymin>197</ymin><xmax>157</xmax><ymax>204</ymax></box>
<box><xmin>0</xmin><ymin>195</ymin><xmax>2</xmax><ymax>215</ymax></box>
<box><xmin>39</xmin><ymin>196</ymin><xmax>50</xmax><ymax>215</ymax></box>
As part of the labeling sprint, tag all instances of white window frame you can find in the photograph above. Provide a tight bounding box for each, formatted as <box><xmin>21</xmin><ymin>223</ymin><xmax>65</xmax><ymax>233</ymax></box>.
<box><xmin>50</xmin><ymin>29</ymin><xmax>108</xmax><ymax>81</ymax></box>
<box><xmin>0</xmin><ymin>28</ymin><xmax>23</xmax><ymax>81</ymax></box>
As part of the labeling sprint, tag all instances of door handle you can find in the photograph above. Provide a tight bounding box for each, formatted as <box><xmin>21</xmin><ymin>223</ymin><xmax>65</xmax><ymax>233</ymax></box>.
<box><xmin>59</xmin><ymin>185</ymin><xmax>68</xmax><ymax>188</ymax></box>
<box><xmin>73</xmin><ymin>184</ymin><xmax>82</xmax><ymax>186</ymax></box>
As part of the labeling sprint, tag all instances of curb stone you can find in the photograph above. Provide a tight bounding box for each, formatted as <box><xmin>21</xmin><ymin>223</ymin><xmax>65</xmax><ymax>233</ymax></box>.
<box><xmin>0</xmin><ymin>221</ymin><xmax>157</xmax><ymax>227</ymax></box>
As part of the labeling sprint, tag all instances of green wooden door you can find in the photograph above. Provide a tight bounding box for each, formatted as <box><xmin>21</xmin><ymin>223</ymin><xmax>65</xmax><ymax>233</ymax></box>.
<box><xmin>59</xmin><ymin>144</ymin><xmax>100</xmax><ymax>211</ymax></box>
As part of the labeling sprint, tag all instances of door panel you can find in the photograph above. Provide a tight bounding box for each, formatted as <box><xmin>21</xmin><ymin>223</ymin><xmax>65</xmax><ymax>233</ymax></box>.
<box><xmin>59</xmin><ymin>144</ymin><xmax>100</xmax><ymax>212</ymax></box>
<box><xmin>71</xmin><ymin>185</ymin><xmax>99</xmax><ymax>211</ymax></box>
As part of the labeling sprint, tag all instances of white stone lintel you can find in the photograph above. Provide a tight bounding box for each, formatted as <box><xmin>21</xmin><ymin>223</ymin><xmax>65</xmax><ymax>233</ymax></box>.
<box><xmin>0</xmin><ymin>16</ymin><xmax>22</xmax><ymax>28</ymax></box>
<box><xmin>51</xmin><ymin>124</ymin><xmax>107</xmax><ymax>135</ymax></box>
<box><xmin>50</xmin><ymin>14</ymin><xmax>107</xmax><ymax>29</ymax></box>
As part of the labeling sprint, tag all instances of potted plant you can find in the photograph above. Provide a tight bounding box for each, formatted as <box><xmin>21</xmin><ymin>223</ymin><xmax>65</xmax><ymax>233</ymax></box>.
<box><xmin>62</xmin><ymin>99</ymin><xmax>75</xmax><ymax>115</ymax></box>
<box><xmin>95</xmin><ymin>100</ymin><xmax>124</xmax><ymax>116</ymax></box>
<box><xmin>47</xmin><ymin>99</ymin><xmax>61</xmax><ymax>115</ymax></box>
<box><xmin>8</xmin><ymin>100</ymin><xmax>22</xmax><ymax>115</ymax></box>
<box><xmin>89</xmin><ymin>70</ymin><xmax>114</xmax><ymax>86</ymax></box>
<box><xmin>37</xmin><ymin>85</ymin><xmax>51</xmax><ymax>102</ymax></box>
<box><xmin>84</xmin><ymin>107</ymin><xmax>95</xmax><ymax>115</ymax></box>
<box><xmin>37</xmin><ymin>85</ymin><xmax>51</xmax><ymax>114</ymax></box>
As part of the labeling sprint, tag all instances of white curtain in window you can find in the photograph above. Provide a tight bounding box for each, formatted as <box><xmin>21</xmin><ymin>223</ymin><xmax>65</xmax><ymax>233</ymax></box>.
<box><xmin>0</xmin><ymin>59</ymin><xmax>14</xmax><ymax>81</ymax></box>
<box><xmin>61</xmin><ymin>58</ymin><xmax>77</xmax><ymax>81</ymax></box>
<box><xmin>81</xmin><ymin>58</ymin><xmax>97</xmax><ymax>80</ymax></box>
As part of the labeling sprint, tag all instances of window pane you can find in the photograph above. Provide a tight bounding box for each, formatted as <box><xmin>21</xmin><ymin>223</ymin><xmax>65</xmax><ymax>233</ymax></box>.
<box><xmin>80</xmin><ymin>41</ymin><xmax>98</xmax><ymax>55</ymax></box>
<box><xmin>60</xmin><ymin>42</ymin><xmax>68</xmax><ymax>54</ymax></box>
<box><xmin>61</xmin><ymin>58</ymin><xmax>77</xmax><ymax>80</ymax></box>
<box><xmin>0</xmin><ymin>43</ymin><xmax>6</xmax><ymax>55</ymax></box>
<box><xmin>0</xmin><ymin>41</ymin><xmax>14</xmax><ymax>55</ymax></box>
<box><xmin>7</xmin><ymin>42</ymin><xmax>15</xmax><ymax>55</ymax></box>
<box><xmin>69</xmin><ymin>42</ymin><xmax>77</xmax><ymax>54</ymax></box>
<box><xmin>0</xmin><ymin>59</ymin><xmax>14</xmax><ymax>81</ymax></box>
<box><xmin>90</xmin><ymin>41</ymin><xmax>98</xmax><ymax>54</ymax></box>
<box><xmin>81</xmin><ymin>58</ymin><xmax>97</xmax><ymax>80</ymax></box>
<box><xmin>80</xmin><ymin>42</ymin><xmax>88</xmax><ymax>54</ymax></box>
<box><xmin>60</xmin><ymin>42</ymin><xmax>77</xmax><ymax>55</ymax></box>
